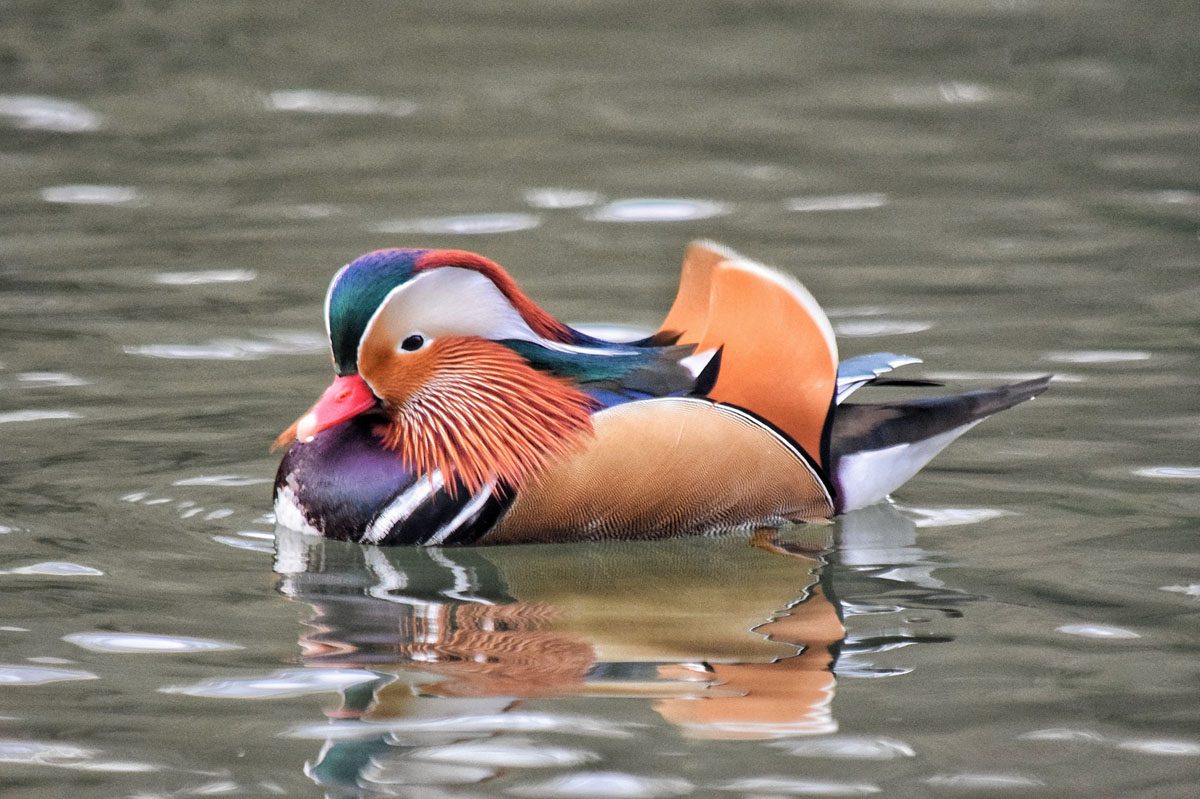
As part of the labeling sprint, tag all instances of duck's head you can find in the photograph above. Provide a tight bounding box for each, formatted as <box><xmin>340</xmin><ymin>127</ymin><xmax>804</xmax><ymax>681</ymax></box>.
<box><xmin>276</xmin><ymin>248</ymin><xmax>599</xmax><ymax>494</ymax></box>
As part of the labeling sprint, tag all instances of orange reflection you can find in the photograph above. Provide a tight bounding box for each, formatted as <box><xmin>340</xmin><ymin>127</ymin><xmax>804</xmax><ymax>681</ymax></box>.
<box><xmin>275</xmin><ymin>526</ymin><xmax>844</xmax><ymax>740</ymax></box>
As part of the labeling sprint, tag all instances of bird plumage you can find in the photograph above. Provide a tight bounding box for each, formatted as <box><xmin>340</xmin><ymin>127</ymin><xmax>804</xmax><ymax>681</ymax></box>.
<box><xmin>273</xmin><ymin>241</ymin><xmax>1048</xmax><ymax>545</ymax></box>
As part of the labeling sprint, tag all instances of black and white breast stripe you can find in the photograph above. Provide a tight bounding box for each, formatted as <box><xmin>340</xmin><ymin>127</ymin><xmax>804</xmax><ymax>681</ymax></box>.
<box><xmin>359</xmin><ymin>471</ymin><xmax>512</xmax><ymax>546</ymax></box>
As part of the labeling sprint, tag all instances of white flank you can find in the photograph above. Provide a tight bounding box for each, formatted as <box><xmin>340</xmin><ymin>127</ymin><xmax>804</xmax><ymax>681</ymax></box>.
<box><xmin>835</xmin><ymin>421</ymin><xmax>983</xmax><ymax>512</ymax></box>
<box><xmin>361</xmin><ymin>470</ymin><xmax>446</xmax><ymax>544</ymax></box>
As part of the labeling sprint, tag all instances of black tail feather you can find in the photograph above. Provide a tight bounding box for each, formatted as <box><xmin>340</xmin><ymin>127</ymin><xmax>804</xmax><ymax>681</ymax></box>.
<box><xmin>831</xmin><ymin>375</ymin><xmax>1051</xmax><ymax>462</ymax></box>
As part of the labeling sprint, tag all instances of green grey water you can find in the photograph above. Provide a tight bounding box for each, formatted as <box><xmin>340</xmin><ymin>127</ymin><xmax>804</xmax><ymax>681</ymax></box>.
<box><xmin>2</xmin><ymin>2</ymin><xmax>1198</xmax><ymax>797</ymax></box>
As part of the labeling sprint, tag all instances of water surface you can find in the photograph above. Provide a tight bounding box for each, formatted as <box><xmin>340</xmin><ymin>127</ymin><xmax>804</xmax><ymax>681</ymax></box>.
<box><xmin>1</xmin><ymin>2</ymin><xmax>1198</xmax><ymax>797</ymax></box>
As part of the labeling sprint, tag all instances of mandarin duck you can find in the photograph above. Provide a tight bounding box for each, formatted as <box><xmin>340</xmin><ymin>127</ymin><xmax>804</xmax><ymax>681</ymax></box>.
<box><xmin>273</xmin><ymin>241</ymin><xmax>1049</xmax><ymax>545</ymax></box>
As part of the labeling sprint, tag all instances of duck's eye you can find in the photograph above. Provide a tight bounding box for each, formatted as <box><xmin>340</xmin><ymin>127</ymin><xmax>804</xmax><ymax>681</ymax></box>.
<box><xmin>399</xmin><ymin>334</ymin><xmax>425</xmax><ymax>352</ymax></box>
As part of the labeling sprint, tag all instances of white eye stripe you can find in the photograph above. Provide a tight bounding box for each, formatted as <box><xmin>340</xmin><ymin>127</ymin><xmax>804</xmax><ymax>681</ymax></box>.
<box><xmin>359</xmin><ymin>267</ymin><xmax>635</xmax><ymax>361</ymax></box>
<box><xmin>361</xmin><ymin>268</ymin><xmax>537</xmax><ymax>356</ymax></box>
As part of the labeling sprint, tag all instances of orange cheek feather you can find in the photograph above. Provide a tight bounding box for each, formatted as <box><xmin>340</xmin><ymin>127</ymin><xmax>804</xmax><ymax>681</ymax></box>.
<box><xmin>359</xmin><ymin>336</ymin><xmax>441</xmax><ymax>408</ymax></box>
<box><xmin>359</xmin><ymin>336</ymin><xmax>597</xmax><ymax>495</ymax></box>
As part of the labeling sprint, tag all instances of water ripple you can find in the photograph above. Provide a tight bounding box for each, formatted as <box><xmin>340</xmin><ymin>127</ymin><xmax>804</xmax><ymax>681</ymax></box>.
<box><xmin>1043</xmin><ymin>349</ymin><xmax>1151</xmax><ymax>363</ymax></box>
<box><xmin>63</xmin><ymin>632</ymin><xmax>242</xmax><ymax>653</ymax></box>
<box><xmin>899</xmin><ymin>506</ymin><xmax>1015</xmax><ymax>528</ymax></box>
<box><xmin>509</xmin><ymin>772</ymin><xmax>694</xmax><ymax>799</ymax></box>
<box><xmin>125</xmin><ymin>332</ymin><xmax>325</xmax><ymax>360</ymax></box>
<box><xmin>925</xmin><ymin>773</ymin><xmax>1045</xmax><ymax>789</ymax></box>
<box><xmin>834</xmin><ymin>665</ymin><xmax>914</xmax><ymax>678</ymax></box>
<box><xmin>1133</xmin><ymin>466</ymin><xmax>1200</xmax><ymax>479</ymax></box>
<box><xmin>41</xmin><ymin>185</ymin><xmax>140</xmax><ymax>205</ymax></box>
<box><xmin>773</xmin><ymin>736</ymin><xmax>916</xmax><ymax>760</ymax></box>
<box><xmin>162</xmin><ymin>668</ymin><xmax>379</xmax><ymax>699</ymax></box>
<box><xmin>833</xmin><ymin>320</ymin><xmax>931</xmax><ymax>337</ymax></box>
<box><xmin>786</xmin><ymin>193</ymin><xmax>889</xmax><ymax>212</ymax></box>
<box><xmin>925</xmin><ymin>371</ymin><xmax>1079</xmax><ymax>383</ymax></box>
<box><xmin>1056</xmin><ymin>624</ymin><xmax>1140</xmax><ymax>640</ymax></box>
<box><xmin>586</xmin><ymin>198</ymin><xmax>729</xmax><ymax>223</ymax></box>
<box><xmin>266</xmin><ymin>89</ymin><xmax>417</xmax><ymax>117</ymax></box>
<box><xmin>362</xmin><ymin>758</ymin><xmax>495</xmax><ymax>786</ymax></box>
<box><xmin>374</xmin><ymin>212</ymin><xmax>541</xmax><ymax>235</ymax></box>
<box><xmin>0</xmin><ymin>410</ymin><xmax>81</xmax><ymax>425</ymax></box>
<box><xmin>2</xmin><ymin>562</ymin><xmax>103</xmax><ymax>577</ymax></box>
<box><xmin>154</xmin><ymin>269</ymin><xmax>257</xmax><ymax>286</ymax></box>
<box><xmin>0</xmin><ymin>664</ymin><xmax>98</xmax><ymax>685</ymax></box>
<box><xmin>891</xmin><ymin>82</ymin><xmax>994</xmax><ymax>106</ymax></box>
<box><xmin>173</xmin><ymin>475</ymin><xmax>271</xmax><ymax>487</ymax></box>
<box><xmin>1116</xmin><ymin>739</ymin><xmax>1200</xmax><ymax>756</ymax></box>
<box><xmin>0</xmin><ymin>95</ymin><xmax>103</xmax><ymax>132</ymax></box>
<box><xmin>1019</xmin><ymin>728</ymin><xmax>1199</xmax><ymax>757</ymax></box>
<box><xmin>524</xmin><ymin>188</ymin><xmax>604</xmax><ymax>209</ymax></box>
<box><xmin>408</xmin><ymin>738</ymin><xmax>600</xmax><ymax>768</ymax></box>
<box><xmin>0</xmin><ymin>740</ymin><xmax>94</xmax><ymax>764</ymax></box>
<box><xmin>1019</xmin><ymin>728</ymin><xmax>1105</xmax><ymax>743</ymax></box>
<box><xmin>288</xmin><ymin>712</ymin><xmax>637</xmax><ymax>741</ymax></box>
<box><xmin>213</xmin><ymin>535</ymin><xmax>275</xmax><ymax>554</ymax></box>
<box><xmin>0</xmin><ymin>739</ymin><xmax>154</xmax><ymax>772</ymax></box>
<box><xmin>16</xmin><ymin>372</ymin><xmax>91</xmax><ymax>387</ymax></box>
<box><xmin>718</xmin><ymin>776</ymin><xmax>881</xmax><ymax>795</ymax></box>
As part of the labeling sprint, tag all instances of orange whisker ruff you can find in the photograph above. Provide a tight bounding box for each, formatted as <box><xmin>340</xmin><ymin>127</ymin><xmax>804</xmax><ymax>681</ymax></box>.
<box><xmin>376</xmin><ymin>339</ymin><xmax>597</xmax><ymax>495</ymax></box>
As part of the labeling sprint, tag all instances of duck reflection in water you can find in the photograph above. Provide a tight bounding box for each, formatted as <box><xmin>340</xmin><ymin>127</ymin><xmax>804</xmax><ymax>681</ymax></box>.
<box><xmin>273</xmin><ymin>504</ymin><xmax>962</xmax><ymax>792</ymax></box>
